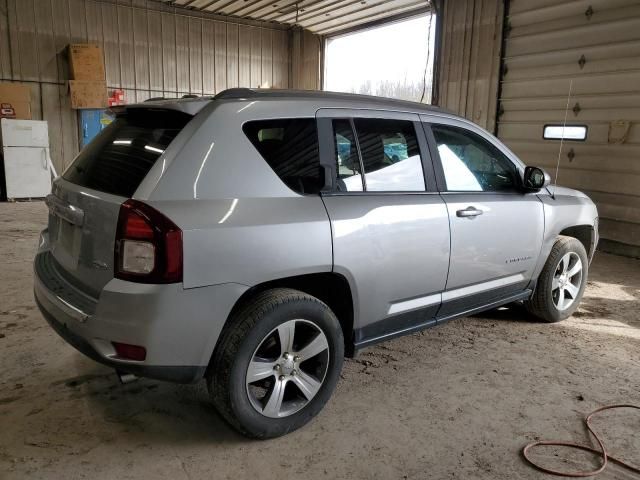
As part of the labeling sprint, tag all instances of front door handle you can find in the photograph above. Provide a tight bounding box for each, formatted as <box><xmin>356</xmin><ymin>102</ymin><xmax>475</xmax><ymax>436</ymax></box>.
<box><xmin>456</xmin><ymin>206</ymin><xmax>483</xmax><ymax>218</ymax></box>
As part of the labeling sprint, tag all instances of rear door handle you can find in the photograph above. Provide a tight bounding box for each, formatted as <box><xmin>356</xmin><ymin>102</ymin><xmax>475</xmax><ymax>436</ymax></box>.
<box><xmin>456</xmin><ymin>206</ymin><xmax>483</xmax><ymax>218</ymax></box>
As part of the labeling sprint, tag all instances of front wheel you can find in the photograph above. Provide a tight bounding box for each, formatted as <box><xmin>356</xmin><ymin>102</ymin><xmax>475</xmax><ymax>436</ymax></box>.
<box><xmin>525</xmin><ymin>236</ymin><xmax>589</xmax><ymax>322</ymax></box>
<box><xmin>207</xmin><ymin>288</ymin><xmax>344</xmax><ymax>439</ymax></box>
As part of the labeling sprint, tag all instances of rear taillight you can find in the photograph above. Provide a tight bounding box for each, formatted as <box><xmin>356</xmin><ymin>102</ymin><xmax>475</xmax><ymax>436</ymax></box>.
<box><xmin>115</xmin><ymin>199</ymin><xmax>183</xmax><ymax>283</ymax></box>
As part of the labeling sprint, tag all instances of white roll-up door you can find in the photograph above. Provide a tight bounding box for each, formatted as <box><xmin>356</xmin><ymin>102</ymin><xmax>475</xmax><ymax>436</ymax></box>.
<box><xmin>497</xmin><ymin>0</ymin><xmax>640</xmax><ymax>252</ymax></box>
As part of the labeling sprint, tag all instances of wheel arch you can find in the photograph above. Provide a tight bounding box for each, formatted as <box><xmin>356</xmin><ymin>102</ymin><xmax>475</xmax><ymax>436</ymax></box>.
<box><xmin>208</xmin><ymin>272</ymin><xmax>356</xmax><ymax>378</ymax></box>
<box><xmin>558</xmin><ymin>224</ymin><xmax>595</xmax><ymax>259</ymax></box>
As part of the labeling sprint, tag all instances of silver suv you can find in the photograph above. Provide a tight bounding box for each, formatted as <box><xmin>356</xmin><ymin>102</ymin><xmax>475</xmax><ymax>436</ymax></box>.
<box><xmin>34</xmin><ymin>89</ymin><xmax>598</xmax><ymax>438</ymax></box>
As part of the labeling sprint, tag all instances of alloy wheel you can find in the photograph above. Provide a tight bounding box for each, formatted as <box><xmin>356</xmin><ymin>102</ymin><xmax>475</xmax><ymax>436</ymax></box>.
<box><xmin>245</xmin><ymin>319</ymin><xmax>330</xmax><ymax>418</ymax></box>
<box><xmin>552</xmin><ymin>252</ymin><xmax>583</xmax><ymax>311</ymax></box>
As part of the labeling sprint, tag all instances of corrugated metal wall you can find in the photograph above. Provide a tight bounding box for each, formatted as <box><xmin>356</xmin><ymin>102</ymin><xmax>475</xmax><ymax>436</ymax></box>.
<box><xmin>0</xmin><ymin>0</ymin><xmax>291</xmax><ymax>174</ymax></box>
<box><xmin>498</xmin><ymin>0</ymin><xmax>640</xmax><ymax>250</ymax></box>
<box><xmin>436</xmin><ymin>0</ymin><xmax>504</xmax><ymax>132</ymax></box>
<box><xmin>291</xmin><ymin>27</ymin><xmax>321</xmax><ymax>91</ymax></box>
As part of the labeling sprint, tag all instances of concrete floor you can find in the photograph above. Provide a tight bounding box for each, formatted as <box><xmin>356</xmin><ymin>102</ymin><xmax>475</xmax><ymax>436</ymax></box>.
<box><xmin>1</xmin><ymin>201</ymin><xmax>639</xmax><ymax>480</ymax></box>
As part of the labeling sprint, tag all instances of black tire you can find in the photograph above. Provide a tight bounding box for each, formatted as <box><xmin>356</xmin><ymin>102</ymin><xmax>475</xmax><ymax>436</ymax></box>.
<box><xmin>207</xmin><ymin>288</ymin><xmax>344</xmax><ymax>439</ymax></box>
<box><xmin>525</xmin><ymin>236</ymin><xmax>589</xmax><ymax>322</ymax></box>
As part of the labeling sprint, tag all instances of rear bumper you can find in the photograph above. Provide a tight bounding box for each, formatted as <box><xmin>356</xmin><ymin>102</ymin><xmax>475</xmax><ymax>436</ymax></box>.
<box><xmin>34</xmin><ymin>242</ymin><xmax>248</xmax><ymax>383</ymax></box>
<box><xmin>35</xmin><ymin>294</ymin><xmax>205</xmax><ymax>383</ymax></box>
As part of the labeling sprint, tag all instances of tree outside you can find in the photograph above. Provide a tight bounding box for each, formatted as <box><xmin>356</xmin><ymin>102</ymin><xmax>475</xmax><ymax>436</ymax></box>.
<box><xmin>324</xmin><ymin>14</ymin><xmax>436</xmax><ymax>104</ymax></box>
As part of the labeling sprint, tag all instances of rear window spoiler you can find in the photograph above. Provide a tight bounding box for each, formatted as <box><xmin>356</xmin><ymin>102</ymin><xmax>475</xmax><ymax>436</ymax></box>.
<box><xmin>109</xmin><ymin>97</ymin><xmax>212</xmax><ymax>117</ymax></box>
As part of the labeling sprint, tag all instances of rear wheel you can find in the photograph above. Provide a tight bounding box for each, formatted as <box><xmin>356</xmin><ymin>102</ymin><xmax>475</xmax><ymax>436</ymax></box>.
<box><xmin>526</xmin><ymin>236</ymin><xmax>588</xmax><ymax>322</ymax></box>
<box><xmin>208</xmin><ymin>288</ymin><xmax>344</xmax><ymax>439</ymax></box>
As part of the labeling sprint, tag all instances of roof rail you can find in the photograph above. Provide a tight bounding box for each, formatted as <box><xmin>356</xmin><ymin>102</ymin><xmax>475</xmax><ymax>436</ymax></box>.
<box><xmin>182</xmin><ymin>94</ymin><xmax>199</xmax><ymax>98</ymax></box>
<box><xmin>213</xmin><ymin>88</ymin><xmax>257</xmax><ymax>100</ymax></box>
<box><xmin>145</xmin><ymin>96</ymin><xmax>166</xmax><ymax>102</ymax></box>
<box><xmin>210</xmin><ymin>88</ymin><xmax>449</xmax><ymax>115</ymax></box>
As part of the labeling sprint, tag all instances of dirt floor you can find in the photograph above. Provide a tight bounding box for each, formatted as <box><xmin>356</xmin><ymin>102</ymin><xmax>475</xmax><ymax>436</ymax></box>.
<box><xmin>1</xmin><ymin>201</ymin><xmax>639</xmax><ymax>480</ymax></box>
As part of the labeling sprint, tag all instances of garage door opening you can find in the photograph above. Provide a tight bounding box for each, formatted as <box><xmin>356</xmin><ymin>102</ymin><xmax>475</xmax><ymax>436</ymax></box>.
<box><xmin>323</xmin><ymin>13</ymin><xmax>436</xmax><ymax>103</ymax></box>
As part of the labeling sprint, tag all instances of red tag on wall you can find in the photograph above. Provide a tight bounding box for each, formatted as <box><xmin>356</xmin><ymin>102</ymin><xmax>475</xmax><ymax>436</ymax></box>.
<box><xmin>0</xmin><ymin>103</ymin><xmax>16</xmax><ymax>117</ymax></box>
<box><xmin>108</xmin><ymin>89</ymin><xmax>125</xmax><ymax>107</ymax></box>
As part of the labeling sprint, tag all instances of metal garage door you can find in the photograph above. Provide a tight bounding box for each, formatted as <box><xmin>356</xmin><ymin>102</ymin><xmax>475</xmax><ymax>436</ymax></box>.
<box><xmin>497</xmin><ymin>0</ymin><xmax>640</xmax><ymax>253</ymax></box>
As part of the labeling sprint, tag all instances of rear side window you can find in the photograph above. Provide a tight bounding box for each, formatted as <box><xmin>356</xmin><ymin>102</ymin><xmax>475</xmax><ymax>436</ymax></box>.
<box><xmin>243</xmin><ymin>118</ymin><xmax>323</xmax><ymax>195</ymax></box>
<box><xmin>353</xmin><ymin>118</ymin><xmax>425</xmax><ymax>192</ymax></box>
<box><xmin>333</xmin><ymin>119</ymin><xmax>363</xmax><ymax>192</ymax></box>
<box><xmin>63</xmin><ymin>109</ymin><xmax>191</xmax><ymax>197</ymax></box>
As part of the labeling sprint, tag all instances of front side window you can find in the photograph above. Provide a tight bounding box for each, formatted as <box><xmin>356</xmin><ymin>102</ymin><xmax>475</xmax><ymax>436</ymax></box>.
<box><xmin>353</xmin><ymin>118</ymin><xmax>425</xmax><ymax>192</ymax></box>
<box><xmin>243</xmin><ymin>118</ymin><xmax>323</xmax><ymax>194</ymax></box>
<box><xmin>431</xmin><ymin>125</ymin><xmax>519</xmax><ymax>192</ymax></box>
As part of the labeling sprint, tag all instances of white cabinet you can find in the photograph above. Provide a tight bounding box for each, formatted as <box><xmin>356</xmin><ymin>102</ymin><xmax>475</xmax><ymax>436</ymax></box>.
<box><xmin>1</xmin><ymin>119</ymin><xmax>52</xmax><ymax>199</ymax></box>
<box><xmin>3</xmin><ymin>147</ymin><xmax>52</xmax><ymax>199</ymax></box>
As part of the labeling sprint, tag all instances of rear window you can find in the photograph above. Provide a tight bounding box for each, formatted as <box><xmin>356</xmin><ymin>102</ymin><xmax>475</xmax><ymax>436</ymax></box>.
<box><xmin>243</xmin><ymin>118</ymin><xmax>323</xmax><ymax>195</ymax></box>
<box><xmin>63</xmin><ymin>109</ymin><xmax>191</xmax><ymax>197</ymax></box>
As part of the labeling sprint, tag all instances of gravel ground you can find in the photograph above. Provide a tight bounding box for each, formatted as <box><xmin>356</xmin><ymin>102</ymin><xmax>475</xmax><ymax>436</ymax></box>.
<box><xmin>1</xmin><ymin>201</ymin><xmax>639</xmax><ymax>480</ymax></box>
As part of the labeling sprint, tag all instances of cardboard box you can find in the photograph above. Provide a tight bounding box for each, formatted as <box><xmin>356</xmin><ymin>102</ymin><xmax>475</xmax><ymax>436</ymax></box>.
<box><xmin>69</xmin><ymin>80</ymin><xmax>108</xmax><ymax>109</ymax></box>
<box><xmin>0</xmin><ymin>83</ymin><xmax>32</xmax><ymax>120</ymax></box>
<box><xmin>68</xmin><ymin>44</ymin><xmax>105</xmax><ymax>81</ymax></box>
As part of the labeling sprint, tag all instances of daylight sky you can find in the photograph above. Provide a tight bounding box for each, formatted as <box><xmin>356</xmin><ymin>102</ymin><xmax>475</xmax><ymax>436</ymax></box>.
<box><xmin>324</xmin><ymin>14</ymin><xmax>436</xmax><ymax>95</ymax></box>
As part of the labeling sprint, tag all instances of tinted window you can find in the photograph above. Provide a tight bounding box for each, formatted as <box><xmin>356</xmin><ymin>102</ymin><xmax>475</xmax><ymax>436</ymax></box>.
<box><xmin>333</xmin><ymin>119</ymin><xmax>363</xmax><ymax>192</ymax></box>
<box><xmin>353</xmin><ymin>118</ymin><xmax>425</xmax><ymax>192</ymax></box>
<box><xmin>431</xmin><ymin>125</ymin><xmax>519</xmax><ymax>192</ymax></box>
<box><xmin>243</xmin><ymin>118</ymin><xmax>323</xmax><ymax>195</ymax></box>
<box><xmin>63</xmin><ymin>109</ymin><xmax>191</xmax><ymax>197</ymax></box>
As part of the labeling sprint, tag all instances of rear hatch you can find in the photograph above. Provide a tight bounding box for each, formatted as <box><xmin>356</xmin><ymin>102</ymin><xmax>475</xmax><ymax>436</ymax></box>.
<box><xmin>46</xmin><ymin>108</ymin><xmax>192</xmax><ymax>297</ymax></box>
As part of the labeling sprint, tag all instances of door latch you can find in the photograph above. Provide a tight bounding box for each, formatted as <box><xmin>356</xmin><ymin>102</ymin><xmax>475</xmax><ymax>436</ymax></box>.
<box><xmin>456</xmin><ymin>206</ymin><xmax>483</xmax><ymax>218</ymax></box>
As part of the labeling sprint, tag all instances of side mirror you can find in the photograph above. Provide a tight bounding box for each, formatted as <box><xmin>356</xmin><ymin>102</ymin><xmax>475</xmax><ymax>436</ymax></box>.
<box><xmin>523</xmin><ymin>166</ymin><xmax>551</xmax><ymax>191</ymax></box>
